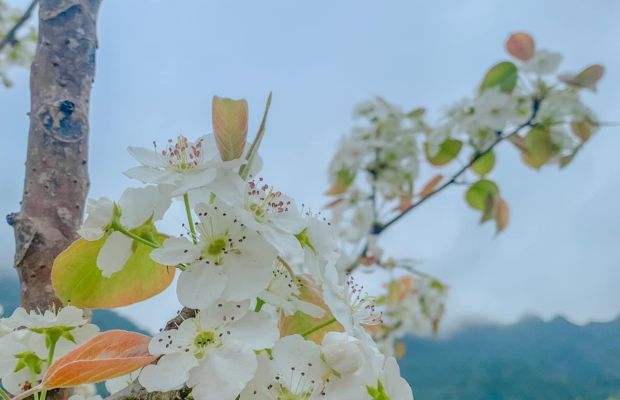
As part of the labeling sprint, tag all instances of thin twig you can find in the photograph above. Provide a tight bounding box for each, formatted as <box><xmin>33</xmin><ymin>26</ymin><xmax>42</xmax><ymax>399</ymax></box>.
<box><xmin>0</xmin><ymin>0</ymin><xmax>38</xmax><ymax>53</ymax></box>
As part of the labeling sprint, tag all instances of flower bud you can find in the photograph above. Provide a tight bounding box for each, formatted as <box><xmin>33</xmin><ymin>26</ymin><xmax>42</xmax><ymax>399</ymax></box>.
<box><xmin>321</xmin><ymin>332</ymin><xmax>364</xmax><ymax>375</ymax></box>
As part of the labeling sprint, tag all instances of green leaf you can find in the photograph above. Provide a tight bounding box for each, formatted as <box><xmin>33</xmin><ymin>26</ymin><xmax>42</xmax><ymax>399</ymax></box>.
<box><xmin>471</xmin><ymin>151</ymin><xmax>496</xmax><ymax>177</ymax></box>
<box><xmin>465</xmin><ymin>179</ymin><xmax>500</xmax><ymax>211</ymax></box>
<box><xmin>52</xmin><ymin>234</ymin><xmax>175</xmax><ymax>309</ymax></box>
<box><xmin>521</xmin><ymin>126</ymin><xmax>559</xmax><ymax>169</ymax></box>
<box><xmin>425</xmin><ymin>139</ymin><xmax>463</xmax><ymax>166</ymax></box>
<box><xmin>480</xmin><ymin>61</ymin><xmax>518</xmax><ymax>94</ymax></box>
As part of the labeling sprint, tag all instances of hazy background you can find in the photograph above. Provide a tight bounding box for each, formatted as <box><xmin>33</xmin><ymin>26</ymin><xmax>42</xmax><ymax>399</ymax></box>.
<box><xmin>1</xmin><ymin>0</ymin><xmax>619</xmax><ymax>334</ymax></box>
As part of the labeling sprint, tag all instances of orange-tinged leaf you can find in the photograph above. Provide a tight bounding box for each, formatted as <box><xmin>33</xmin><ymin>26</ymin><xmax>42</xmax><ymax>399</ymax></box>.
<box><xmin>419</xmin><ymin>174</ymin><xmax>443</xmax><ymax>198</ymax></box>
<box><xmin>280</xmin><ymin>275</ymin><xmax>344</xmax><ymax>344</ymax></box>
<box><xmin>506</xmin><ymin>32</ymin><xmax>535</xmax><ymax>61</ymax></box>
<box><xmin>395</xmin><ymin>340</ymin><xmax>407</xmax><ymax>359</ymax></box>
<box><xmin>212</xmin><ymin>96</ymin><xmax>249</xmax><ymax>161</ymax></box>
<box><xmin>571</xmin><ymin>120</ymin><xmax>594</xmax><ymax>142</ymax></box>
<box><xmin>52</xmin><ymin>235</ymin><xmax>175</xmax><ymax>309</ymax></box>
<box><xmin>325</xmin><ymin>183</ymin><xmax>348</xmax><ymax>196</ymax></box>
<box><xmin>559</xmin><ymin>64</ymin><xmax>605</xmax><ymax>90</ymax></box>
<box><xmin>508</xmin><ymin>134</ymin><xmax>529</xmax><ymax>153</ymax></box>
<box><xmin>494</xmin><ymin>197</ymin><xmax>510</xmax><ymax>233</ymax></box>
<box><xmin>42</xmin><ymin>330</ymin><xmax>156</xmax><ymax>389</ymax></box>
<box><xmin>395</xmin><ymin>193</ymin><xmax>413</xmax><ymax>212</ymax></box>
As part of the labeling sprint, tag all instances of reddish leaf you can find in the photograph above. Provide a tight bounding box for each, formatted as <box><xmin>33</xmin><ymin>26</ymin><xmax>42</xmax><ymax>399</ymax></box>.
<box><xmin>42</xmin><ymin>330</ymin><xmax>156</xmax><ymax>389</ymax></box>
<box><xmin>506</xmin><ymin>32</ymin><xmax>535</xmax><ymax>61</ymax></box>
<box><xmin>559</xmin><ymin>64</ymin><xmax>605</xmax><ymax>90</ymax></box>
<box><xmin>419</xmin><ymin>174</ymin><xmax>443</xmax><ymax>198</ymax></box>
<box><xmin>395</xmin><ymin>193</ymin><xmax>413</xmax><ymax>212</ymax></box>
<box><xmin>212</xmin><ymin>96</ymin><xmax>249</xmax><ymax>161</ymax></box>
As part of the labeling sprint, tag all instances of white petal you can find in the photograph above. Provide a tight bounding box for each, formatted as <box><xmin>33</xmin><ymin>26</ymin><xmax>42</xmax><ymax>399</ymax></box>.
<box><xmin>226</xmin><ymin>309</ymin><xmax>279</xmax><ymax>350</ymax></box>
<box><xmin>149</xmin><ymin>319</ymin><xmax>195</xmax><ymax>355</ymax></box>
<box><xmin>294</xmin><ymin>299</ymin><xmax>325</xmax><ymax>318</ymax></box>
<box><xmin>78</xmin><ymin>197</ymin><xmax>114</xmax><ymax>240</ymax></box>
<box><xmin>269</xmin><ymin>202</ymin><xmax>305</xmax><ymax>234</ymax></box>
<box><xmin>105</xmin><ymin>371</ymin><xmax>140</xmax><ymax>395</ymax></box>
<box><xmin>118</xmin><ymin>186</ymin><xmax>159</xmax><ymax>228</ymax></box>
<box><xmin>123</xmin><ymin>166</ymin><xmax>168</xmax><ymax>184</ymax></box>
<box><xmin>96</xmin><ymin>232</ymin><xmax>133</xmax><ymax>277</ymax></box>
<box><xmin>138</xmin><ymin>352</ymin><xmax>198</xmax><ymax>392</ymax></box>
<box><xmin>188</xmin><ymin>344</ymin><xmax>257</xmax><ymax>400</ymax></box>
<box><xmin>260</xmin><ymin>227</ymin><xmax>303</xmax><ymax>258</ymax></box>
<box><xmin>171</xmin><ymin>168</ymin><xmax>217</xmax><ymax>195</ymax></box>
<box><xmin>150</xmin><ymin>237</ymin><xmax>199</xmax><ymax>266</ymax></box>
<box><xmin>220</xmin><ymin>255</ymin><xmax>273</xmax><ymax>303</ymax></box>
<box><xmin>177</xmin><ymin>265</ymin><xmax>227</xmax><ymax>309</ymax></box>
<box><xmin>199</xmin><ymin>301</ymin><xmax>250</xmax><ymax>330</ymax></box>
<box><xmin>2</xmin><ymin>368</ymin><xmax>35</xmax><ymax>396</ymax></box>
<box><xmin>202</xmin><ymin>169</ymin><xmax>246</xmax><ymax>205</ymax></box>
<box><xmin>239</xmin><ymin>354</ymin><xmax>276</xmax><ymax>400</ymax></box>
<box><xmin>272</xmin><ymin>335</ymin><xmax>328</xmax><ymax>382</ymax></box>
<box><xmin>127</xmin><ymin>146</ymin><xmax>166</xmax><ymax>168</ymax></box>
<box><xmin>384</xmin><ymin>357</ymin><xmax>413</xmax><ymax>400</ymax></box>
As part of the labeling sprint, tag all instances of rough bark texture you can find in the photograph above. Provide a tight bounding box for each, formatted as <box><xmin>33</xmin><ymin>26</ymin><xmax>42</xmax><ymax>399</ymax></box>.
<box><xmin>8</xmin><ymin>0</ymin><xmax>102</xmax><ymax>311</ymax></box>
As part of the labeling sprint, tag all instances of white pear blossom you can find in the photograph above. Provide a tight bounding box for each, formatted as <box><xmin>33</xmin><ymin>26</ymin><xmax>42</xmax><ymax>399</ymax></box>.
<box><xmin>125</xmin><ymin>135</ymin><xmax>219</xmax><ymax>195</ymax></box>
<box><xmin>239</xmin><ymin>335</ymin><xmax>331</xmax><ymax>400</ymax></box>
<box><xmin>139</xmin><ymin>301</ymin><xmax>279</xmax><ymax>400</ymax></box>
<box><xmin>2</xmin><ymin>306</ymin><xmax>87</xmax><ymax>330</ymax></box>
<box><xmin>150</xmin><ymin>201</ymin><xmax>277</xmax><ymax>309</ymax></box>
<box><xmin>473</xmin><ymin>87</ymin><xmax>519</xmax><ymax>132</ymax></box>
<box><xmin>259</xmin><ymin>261</ymin><xmax>324</xmax><ymax>318</ymax></box>
<box><xmin>79</xmin><ymin>186</ymin><xmax>171</xmax><ymax>277</ymax></box>
<box><xmin>323</xmin><ymin>266</ymin><xmax>382</xmax><ymax>336</ymax></box>
<box><xmin>521</xmin><ymin>49</ymin><xmax>563</xmax><ymax>75</ymax></box>
<box><xmin>0</xmin><ymin>307</ymin><xmax>99</xmax><ymax>395</ymax></box>
<box><xmin>225</xmin><ymin>178</ymin><xmax>306</xmax><ymax>257</ymax></box>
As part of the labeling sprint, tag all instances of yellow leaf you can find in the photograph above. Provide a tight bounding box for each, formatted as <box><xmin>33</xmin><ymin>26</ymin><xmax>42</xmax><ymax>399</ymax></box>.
<box><xmin>52</xmin><ymin>235</ymin><xmax>175</xmax><ymax>309</ymax></box>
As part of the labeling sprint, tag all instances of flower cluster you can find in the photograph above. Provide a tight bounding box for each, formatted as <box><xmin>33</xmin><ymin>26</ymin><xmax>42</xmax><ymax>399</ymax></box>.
<box><xmin>69</xmin><ymin>97</ymin><xmax>415</xmax><ymax>400</ymax></box>
<box><xmin>325</xmin><ymin>32</ymin><xmax>604</xmax><ymax>352</ymax></box>
<box><xmin>0</xmin><ymin>306</ymin><xmax>98</xmax><ymax>395</ymax></box>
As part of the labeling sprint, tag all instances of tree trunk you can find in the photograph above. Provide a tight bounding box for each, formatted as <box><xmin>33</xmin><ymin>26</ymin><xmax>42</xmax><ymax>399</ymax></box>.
<box><xmin>8</xmin><ymin>0</ymin><xmax>101</xmax><ymax>311</ymax></box>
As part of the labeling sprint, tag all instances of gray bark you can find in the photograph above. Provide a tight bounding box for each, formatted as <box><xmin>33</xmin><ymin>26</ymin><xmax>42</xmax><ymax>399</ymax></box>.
<box><xmin>8</xmin><ymin>0</ymin><xmax>102</xmax><ymax>311</ymax></box>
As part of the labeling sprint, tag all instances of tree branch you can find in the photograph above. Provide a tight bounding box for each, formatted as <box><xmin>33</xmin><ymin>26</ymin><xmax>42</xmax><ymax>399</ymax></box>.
<box><xmin>377</xmin><ymin>98</ymin><xmax>540</xmax><ymax>234</ymax></box>
<box><xmin>0</xmin><ymin>0</ymin><xmax>38</xmax><ymax>53</ymax></box>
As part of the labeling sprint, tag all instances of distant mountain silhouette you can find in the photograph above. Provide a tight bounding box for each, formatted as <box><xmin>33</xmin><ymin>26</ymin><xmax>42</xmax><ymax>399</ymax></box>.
<box><xmin>2</xmin><ymin>274</ymin><xmax>619</xmax><ymax>399</ymax></box>
<box><xmin>402</xmin><ymin>316</ymin><xmax>620</xmax><ymax>399</ymax></box>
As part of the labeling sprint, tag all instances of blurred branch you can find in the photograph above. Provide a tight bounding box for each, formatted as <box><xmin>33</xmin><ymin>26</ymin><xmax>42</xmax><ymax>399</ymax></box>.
<box><xmin>348</xmin><ymin>98</ymin><xmax>541</xmax><ymax>273</ymax></box>
<box><xmin>0</xmin><ymin>0</ymin><xmax>38</xmax><ymax>53</ymax></box>
<box><xmin>377</xmin><ymin>98</ymin><xmax>540</xmax><ymax>234</ymax></box>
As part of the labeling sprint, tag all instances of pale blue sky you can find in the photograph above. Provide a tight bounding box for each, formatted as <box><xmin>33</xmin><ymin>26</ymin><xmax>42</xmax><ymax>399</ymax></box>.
<box><xmin>1</xmin><ymin>0</ymin><xmax>619</xmax><ymax>333</ymax></box>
